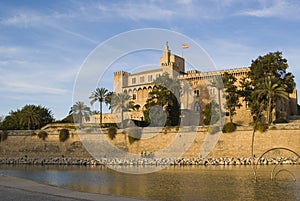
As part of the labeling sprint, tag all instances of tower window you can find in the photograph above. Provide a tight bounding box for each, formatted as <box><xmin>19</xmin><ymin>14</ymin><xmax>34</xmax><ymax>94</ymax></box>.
<box><xmin>132</xmin><ymin>78</ymin><xmax>136</xmax><ymax>84</ymax></box>
<box><xmin>194</xmin><ymin>90</ymin><xmax>200</xmax><ymax>97</ymax></box>
<box><xmin>194</xmin><ymin>102</ymin><xmax>200</xmax><ymax>112</ymax></box>
<box><xmin>140</xmin><ymin>76</ymin><xmax>144</xmax><ymax>83</ymax></box>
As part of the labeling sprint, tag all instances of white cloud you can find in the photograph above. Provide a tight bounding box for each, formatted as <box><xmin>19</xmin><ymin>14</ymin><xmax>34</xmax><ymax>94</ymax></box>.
<box><xmin>95</xmin><ymin>2</ymin><xmax>175</xmax><ymax>21</ymax></box>
<box><xmin>0</xmin><ymin>10</ymin><xmax>97</xmax><ymax>44</ymax></box>
<box><xmin>3</xmin><ymin>81</ymin><xmax>67</xmax><ymax>95</ymax></box>
<box><xmin>0</xmin><ymin>12</ymin><xmax>43</xmax><ymax>27</ymax></box>
<box><xmin>237</xmin><ymin>0</ymin><xmax>300</xmax><ymax>19</ymax></box>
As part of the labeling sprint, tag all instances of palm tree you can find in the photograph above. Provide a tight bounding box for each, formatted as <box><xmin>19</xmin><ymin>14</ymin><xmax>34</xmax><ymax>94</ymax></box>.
<box><xmin>105</xmin><ymin>91</ymin><xmax>114</xmax><ymax>113</ymax></box>
<box><xmin>69</xmin><ymin>101</ymin><xmax>91</xmax><ymax>128</ymax></box>
<box><xmin>256</xmin><ymin>76</ymin><xmax>289</xmax><ymax>124</ymax></box>
<box><xmin>250</xmin><ymin>76</ymin><xmax>289</xmax><ymax>157</ymax></box>
<box><xmin>111</xmin><ymin>93</ymin><xmax>134</xmax><ymax>128</ymax></box>
<box><xmin>20</xmin><ymin>105</ymin><xmax>40</xmax><ymax>130</ymax></box>
<box><xmin>89</xmin><ymin>87</ymin><xmax>108</xmax><ymax>126</ymax></box>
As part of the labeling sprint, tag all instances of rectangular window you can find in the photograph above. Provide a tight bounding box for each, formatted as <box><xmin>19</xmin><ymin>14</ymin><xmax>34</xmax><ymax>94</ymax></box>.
<box><xmin>156</xmin><ymin>74</ymin><xmax>160</xmax><ymax>78</ymax></box>
<box><xmin>140</xmin><ymin>76</ymin><xmax>144</xmax><ymax>83</ymax></box>
<box><xmin>132</xmin><ymin>78</ymin><xmax>136</xmax><ymax>84</ymax></box>
<box><xmin>148</xmin><ymin>75</ymin><xmax>153</xmax><ymax>82</ymax></box>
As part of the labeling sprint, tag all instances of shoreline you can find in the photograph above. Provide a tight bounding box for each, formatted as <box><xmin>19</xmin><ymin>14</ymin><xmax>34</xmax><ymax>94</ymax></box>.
<box><xmin>1</xmin><ymin>156</ymin><xmax>299</xmax><ymax>166</ymax></box>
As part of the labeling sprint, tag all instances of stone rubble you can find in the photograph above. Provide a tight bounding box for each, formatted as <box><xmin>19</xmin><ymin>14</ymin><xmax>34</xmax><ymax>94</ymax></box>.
<box><xmin>0</xmin><ymin>156</ymin><xmax>299</xmax><ymax>166</ymax></box>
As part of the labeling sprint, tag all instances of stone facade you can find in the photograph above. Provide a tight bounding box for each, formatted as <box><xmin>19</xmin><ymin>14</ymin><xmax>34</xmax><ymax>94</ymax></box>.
<box><xmin>89</xmin><ymin>42</ymin><xmax>297</xmax><ymax>125</ymax></box>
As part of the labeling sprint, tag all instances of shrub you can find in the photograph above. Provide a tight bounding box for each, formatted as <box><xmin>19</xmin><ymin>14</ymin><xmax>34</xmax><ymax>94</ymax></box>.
<box><xmin>0</xmin><ymin>130</ymin><xmax>8</xmax><ymax>142</ymax></box>
<box><xmin>107</xmin><ymin>127</ymin><xmax>117</xmax><ymax>140</ymax></box>
<box><xmin>256</xmin><ymin>123</ymin><xmax>269</xmax><ymax>132</ymax></box>
<box><xmin>273</xmin><ymin>118</ymin><xmax>288</xmax><ymax>124</ymax></box>
<box><xmin>222</xmin><ymin>122</ymin><xmax>237</xmax><ymax>133</ymax></box>
<box><xmin>126</xmin><ymin>127</ymin><xmax>142</xmax><ymax>144</ymax></box>
<box><xmin>59</xmin><ymin>129</ymin><xmax>69</xmax><ymax>142</ymax></box>
<box><xmin>37</xmin><ymin>130</ymin><xmax>48</xmax><ymax>140</ymax></box>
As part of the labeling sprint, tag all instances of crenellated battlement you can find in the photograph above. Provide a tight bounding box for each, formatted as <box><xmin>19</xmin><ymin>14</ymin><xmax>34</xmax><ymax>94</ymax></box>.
<box><xmin>114</xmin><ymin>71</ymin><xmax>129</xmax><ymax>75</ymax></box>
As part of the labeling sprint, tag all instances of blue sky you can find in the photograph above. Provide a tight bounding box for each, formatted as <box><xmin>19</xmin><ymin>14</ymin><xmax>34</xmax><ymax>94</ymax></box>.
<box><xmin>1</xmin><ymin>0</ymin><xmax>300</xmax><ymax>120</ymax></box>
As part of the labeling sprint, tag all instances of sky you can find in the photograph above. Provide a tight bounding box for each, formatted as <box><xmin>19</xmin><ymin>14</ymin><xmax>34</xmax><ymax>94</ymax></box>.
<box><xmin>1</xmin><ymin>0</ymin><xmax>300</xmax><ymax>120</ymax></box>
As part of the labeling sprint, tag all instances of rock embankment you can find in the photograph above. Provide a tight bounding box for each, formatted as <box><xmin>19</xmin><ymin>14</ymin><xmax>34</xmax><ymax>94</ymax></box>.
<box><xmin>0</xmin><ymin>157</ymin><xmax>299</xmax><ymax>166</ymax></box>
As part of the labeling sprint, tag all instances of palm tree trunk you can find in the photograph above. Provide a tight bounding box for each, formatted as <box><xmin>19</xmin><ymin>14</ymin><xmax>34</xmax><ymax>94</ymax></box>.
<box><xmin>100</xmin><ymin>101</ymin><xmax>103</xmax><ymax>127</ymax></box>
<box><xmin>121</xmin><ymin>109</ymin><xmax>124</xmax><ymax>129</ymax></box>
<box><xmin>79</xmin><ymin>114</ymin><xmax>83</xmax><ymax>128</ymax></box>
<box><xmin>28</xmin><ymin>120</ymin><xmax>30</xmax><ymax>130</ymax></box>
<box><xmin>268</xmin><ymin>98</ymin><xmax>272</xmax><ymax>124</ymax></box>
<box><xmin>251</xmin><ymin>123</ymin><xmax>256</xmax><ymax>158</ymax></box>
<box><xmin>218</xmin><ymin>89</ymin><xmax>222</xmax><ymax>125</ymax></box>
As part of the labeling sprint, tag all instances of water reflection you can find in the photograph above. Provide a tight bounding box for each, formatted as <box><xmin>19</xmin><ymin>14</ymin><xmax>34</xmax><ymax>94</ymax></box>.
<box><xmin>0</xmin><ymin>165</ymin><xmax>299</xmax><ymax>200</ymax></box>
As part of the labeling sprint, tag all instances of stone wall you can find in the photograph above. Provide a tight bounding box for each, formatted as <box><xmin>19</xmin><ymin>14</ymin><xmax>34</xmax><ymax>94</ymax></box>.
<box><xmin>0</xmin><ymin>129</ymin><xmax>91</xmax><ymax>158</ymax></box>
<box><xmin>0</xmin><ymin>125</ymin><xmax>299</xmax><ymax>159</ymax></box>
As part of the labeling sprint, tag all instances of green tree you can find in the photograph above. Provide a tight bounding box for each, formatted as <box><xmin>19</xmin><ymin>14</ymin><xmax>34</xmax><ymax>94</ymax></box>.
<box><xmin>181</xmin><ymin>80</ymin><xmax>192</xmax><ymax>110</ymax></box>
<box><xmin>105</xmin><ymin>91</ymin><xmax>114</xmax><ymax>112</ymax></box>
<box><xmin>249</xmin><ymin>51</ymin><xmax>295</xmax><ymax>93</ymax></box>
<box><xmin>69</xmin><ymin>101</ymin><xmax>91</xmax><ymax>128</ymax></box>
<box><xmin>20</xmin><ymin>105</ymin><xmax>41</xmax><ymax>130</ymax></box>
<box><xmin>111</xmin><ymin>93</ymin><xmax>134</xmax><ymax>128</ymax></box>
<box><xmin>202</xmin><ymin>100</ymin><xmax>220</xmax><ymax>125</ymax></box>
<box><xmin>239</xmin><ymin>76</ymin><xmax>253</xmax><ymax>107</ymax></box>
<box><xmin>255</xmin><ymin>76</ymin><xmax>289</xmax><ymax>124</ymax></box>
<box><xmin>144</xmin><ymin>72</ymin><xmax>181</xmax><ymax>126</ymax></box>
<box><xmin>57</xmin><ymin>114</ymin><xmax>74</xmax><ymax>123</ymax></box>
<box><xmin>0</xmin><ymin>105</ymin><xmax>54</xmax><ymax>130</ymax></box>
<box><xmin>239</xmin><ymin>52</ymin><xmax>295</xmax><ymax>157</ymax></box>
<box><xmin>89</xmin><ymin>87</ymin><xmax>108</xmax><ymax>126</ymax></box>
<box><xmin>223</xmin><ymin>72</ymin><xmax>241</xmax><ymax>123</ymax></box>
<box><xmin>209</xmin><ymin>75</ymin><xmax>224</xmax><ymax>124</ymax></box>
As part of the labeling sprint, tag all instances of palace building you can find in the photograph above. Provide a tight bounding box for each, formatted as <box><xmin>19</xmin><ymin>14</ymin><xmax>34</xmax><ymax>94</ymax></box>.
<box><xmin>88</xmin><ymin>42</ymin><xmax>298</xmax><ymax>125</ymax></box>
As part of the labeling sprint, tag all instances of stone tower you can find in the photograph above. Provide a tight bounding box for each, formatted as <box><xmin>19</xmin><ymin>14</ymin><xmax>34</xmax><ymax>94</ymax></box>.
<box><xmin>160</xmin><ymin>41</ymin><xmax>185</xmax><ymax>77</ymax></box>
<box><xmin>113</xmin><ymin>71</ymin><xmax>129</xmax><ymax>93</ymax></box>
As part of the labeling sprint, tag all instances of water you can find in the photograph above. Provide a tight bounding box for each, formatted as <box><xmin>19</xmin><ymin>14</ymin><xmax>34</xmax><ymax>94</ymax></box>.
<box><xmin>0</xmin><ymin>165</ymin><xmax>299</xmax><ymax>201</ymax></box>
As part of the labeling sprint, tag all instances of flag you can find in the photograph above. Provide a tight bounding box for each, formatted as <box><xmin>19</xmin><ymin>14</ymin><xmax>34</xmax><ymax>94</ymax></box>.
<box><xmin>182</xmin><ymin>44</ymin><xmax>189</xmax><ymax>49</ymax></box>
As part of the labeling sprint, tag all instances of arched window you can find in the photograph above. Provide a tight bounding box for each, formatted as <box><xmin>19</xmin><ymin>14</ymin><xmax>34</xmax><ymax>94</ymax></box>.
<box><xmin>194</xmin><ymin>102</ymin><xmax>200</xmax><ymax>112</ymax></box>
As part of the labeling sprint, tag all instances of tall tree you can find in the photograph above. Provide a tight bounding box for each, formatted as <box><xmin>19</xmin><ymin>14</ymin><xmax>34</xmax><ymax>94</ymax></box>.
<box><xmin>105</xmin><ymin>91</ymin><xmax>114</xmax><ymax>113</ymax></box>
<box><xmin>209</xmin><ymin>75</ymin><xmax>224</xmax><ymax>125</ymax></box>
<box><xmin>248</xmin><ymin>51</ymin><xmax>295</xmax><ymax>93</ymax></box>
<box><xmin>110</xmin><ymin>93</ymin><xmax>134</xmax><ymax>128</ymax></box>
<box><xmin>239</xmin><ymin>51</ymin><xmax>295</xmax><ymax>157</ymax></box>
<box><xmin>223</xmin><ymin>72</ymin><xmax>242</xmax><ymax>123</ymax></box>
<box><xmin>20</xmin><ymin>105</ymin><xmax>41</xmax><ymax>130</ymax></box>
<box><xmin>181</xmin><ymin>80</ymin><xmax>192</xmax><ymax>110</ymax></box>
<box><xmin>69</xmin><ymin>101</ymin><xmax>91</xmax><ymax>128</ymax></box>
<box><xmin>202</xmin><ymin>100</ymin><xmax>220</xmax><ymax>125</ymax></box>
<box><xmin>241</xmin><ymin>51</ymin><xmax>295</xmax><ymax>123</ymax></box>
<box><xmin>144</xmin><ymin>72</ymin><xmax>181</xmax><ymax>126</ymax></box>
<box><xmin>0</xmin><ymin>105</ymin><xmax>54</xmax><ymax>130</ymax></box>
<box><xmin>255</xmin><ymin>76</ymin><xmax>289</xmax><ymax>124</ymax></box>
<box><xmin>89</xmin><ymin>87</ymin><xmax>108</xmax><ymax>126</ymax></box>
